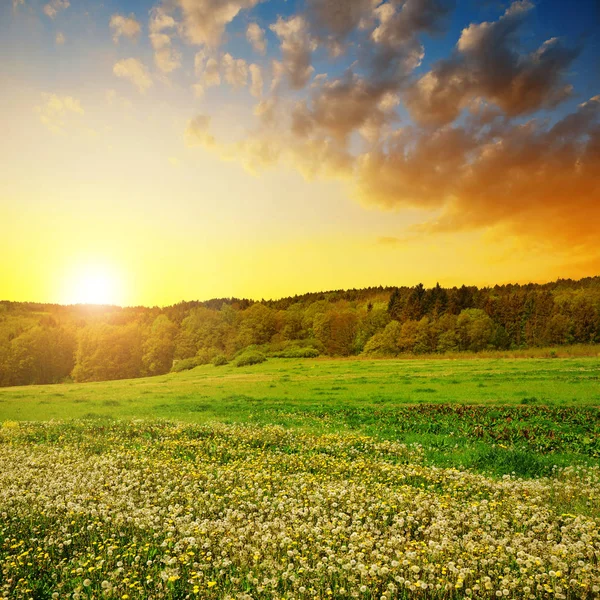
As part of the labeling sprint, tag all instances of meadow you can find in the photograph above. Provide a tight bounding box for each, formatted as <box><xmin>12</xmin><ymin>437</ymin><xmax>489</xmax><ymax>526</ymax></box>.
<box><xmin>1</xmin><ymin>356</ymin><xmax>600</xmax><ymax>599</ymax></box>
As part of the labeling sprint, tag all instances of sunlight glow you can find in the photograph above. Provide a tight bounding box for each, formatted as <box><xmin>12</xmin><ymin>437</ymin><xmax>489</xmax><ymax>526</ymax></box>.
<box><xmin>62</xmin><ymin>265</ymin><xmax>123</xmax><ymax>306</ymax></box>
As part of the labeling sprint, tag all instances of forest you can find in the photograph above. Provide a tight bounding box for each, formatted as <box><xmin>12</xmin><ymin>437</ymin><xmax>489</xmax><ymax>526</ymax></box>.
<box><xmin>1</xmin><ymin>276</ymin><xmax>599</xmax><ymax>387</ymax></box>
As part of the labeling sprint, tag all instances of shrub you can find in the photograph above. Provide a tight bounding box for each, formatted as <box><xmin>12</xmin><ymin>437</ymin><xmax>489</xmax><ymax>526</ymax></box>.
<box><xmin>171</xmin><ymin>357</ymin><xmax>201</xmax><ymax>373</ymax></box>
<box><xmin>235</xmin><ymin>351</ymin><xmax>267</xmax><ymax>367</ymax></box>
<box><xmin>212</xmin><ymin>354</ymin><xmax>228</xmax><ymax>366</ymax></box>
<box><xmin>272</xmin><ymin>346</ymin><xmax>320</xmax><ymax>358</ymax></box>
<box><xmin>195</xmin><ymin>348</ymin><xmax>219</xmax><ymax>365</ymax></box>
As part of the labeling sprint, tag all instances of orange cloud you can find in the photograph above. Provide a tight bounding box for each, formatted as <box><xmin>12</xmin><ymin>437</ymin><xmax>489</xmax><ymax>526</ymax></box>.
<box><xmin>177</xmin><ymin>0</ymin><xmax>597</xmax><ymax>257</ymax></box>
<box><xmin>358</xmin><ymin>96</ymin><xmax>600</xmax><ymax>249</ymax></box>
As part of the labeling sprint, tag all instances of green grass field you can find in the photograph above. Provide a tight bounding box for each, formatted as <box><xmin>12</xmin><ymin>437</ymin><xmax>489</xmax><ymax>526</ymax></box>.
<box><xmin>2</xmin><ymin>356</ymin><xmax>600</xmax><ymax>422</ymax></box>
<box><xmin>2</xmin><ymin>356</ymin><xmax>600</xmax><ymax>599</ymax></box>
<box><xmin>1</xmin><ymin>356</ymin><xmax>599</xmax><ymax>477</ymax></box>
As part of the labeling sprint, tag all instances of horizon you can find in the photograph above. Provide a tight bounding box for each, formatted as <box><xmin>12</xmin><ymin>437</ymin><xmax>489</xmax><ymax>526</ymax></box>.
<box><xmin>2</xmin><ymin>0</ymin><xmax>599</xmax><ymax>306</ymax></box>
<box><xmin>3</xmin><ymin>273</ymin><xmax>599</xmax><ymax>310</ymax></box>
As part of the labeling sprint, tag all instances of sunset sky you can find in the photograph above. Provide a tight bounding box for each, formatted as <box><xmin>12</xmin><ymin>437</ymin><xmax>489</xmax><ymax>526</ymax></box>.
<box><xmin>1</xmin><ymin>0</ymin><xmax>599</xmax><ymax>306</ymax></box>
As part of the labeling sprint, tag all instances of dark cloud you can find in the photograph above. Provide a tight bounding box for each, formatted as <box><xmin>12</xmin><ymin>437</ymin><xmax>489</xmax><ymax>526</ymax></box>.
<box><xmin>306</xmin><ymin>0</ymin><xmax>375</xmax><ymax>42</ymax></box>
<box><xmin>360</xmin><ymin>0</ymin><xmax>454</xmax><ymax>83</ymax></box>
<box><xmin>404</xmin><ymin>1</ymin><xmax>579</xmax><ymax>125</ymax></box>
<box><xmin>291</xmin><ymin>71</ymin><xmax>398</xmax><ymax>144</ymax></box>
<box><xmin>371</xmin><ymin>0</ymin><xmax>455</xmax><ymax>49</ymax></box>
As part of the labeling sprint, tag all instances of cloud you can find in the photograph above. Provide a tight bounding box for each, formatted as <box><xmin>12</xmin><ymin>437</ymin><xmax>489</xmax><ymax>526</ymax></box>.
<box><xmin>148</xmin><ymin>7</ymin><xmax>181</xmax><ymax>74</ymax></box>
<box><xmin>173</xmin><ymin>0</ymin><xmax>263</xmax><ymax>47</ymax></box>
<box><xmin>43</xmin><ymin>0</ymin><xmax>69</xmax><ymax>19</ymax></box>
<box><xmin>302</xmin><ymin>0</ymin><xmax>456</xmax><ymax>103</ymax></box>
<box><xmin>150</xmin><ymin>33</ymin><xmax>182</xmax><ymax>73</ymax></box>
<box><xmin>355</xmin><ymin>96</ymin><xmax>600</xmax><ymax>248</ymax></box>
<box><xmin>194</xmin><ymin>51</ymin><xmax>221</xmax><ymax>88</ymax></box>
<box><xmin>354</xmin><ymin>124</ymin><xmax>475</xmax><ymax>209</ymax></box>
<box><xmin>290</xmin><ymin>71</ymin><xmax>398</xmax><ymax>145</ymax></box>
<box><xmin>110</xmin><ymin>14</ymin><xmax>142</xmax><ymax>43</ymax></box>
<box><xmin>174</xmin><ymin>0</ymin><xmax>597</xmax><ymax>253</ymax></box>
<box><xmin>269</xmin><ymin>59</ymin><xmax>285</xmax><ymax>93</ymax></box>
<box><xmin>35</xmin><ymin>93</ymin><xmax>83</xmax><ymax>133</ymax></box>
<box><xmin>369</xmin><ymin>0</ymin><xmax>454</xmax><ymax>75</ymax></box>
<box><xmin>203</xmin><ymin>58</ymin><xmax>221</xmax><ymax>86</ymax></box>
<box><xmin>371</xmin><ymin>0</ymin><xmax>455</xmax><ymax>49</ymax></box>
<box><xmin>13</xmin><ymin>0</ymin><xmax>25</xmax><ymax>11</ymax></box>
<box><xmin>193</xmin><ymin>52</ymin><xmax>255</xmax><ymax>91</ymax></box>
<box><xmin>221</xmin><ymin>53</ymin><xmax>248</xmax><ymax>88</ymax></box>
<box><xmin>106</xmin><ymin>89</ymin><xmax>133</xmax><ymax>110</ymax></box>
<box><xmin>192</xmin><ymin>83</ymin><xmax>205</xmax><ymax>98</ymax></box>
<box><xmin>185</xmin><ymin>114</ymin><xmax>216</xmax><ymax>147</ymax></box>
<box><xmin>235</xmin><ymin>129</ymin><xmax>355</xmax><ymax>180</ymax></box>
<box><xmin>270</xmin><ymin>15</ymin><xmax>316</xmax><ymax>89</ymax></box>
<box><xmin>113</xmin><ymin>58</ymin><xmax>153</xmax><ymax>93</ymax></box>
<box><xmin>306</xmin><ymin>0</ymin><xmax>375</xmax><ymax>43</ymax></box>
<box><xmin>225</xmin><ymin>91</ymin><xmax>600</xmax><ymax>251</ymax></box>
<box><xmin>377</xmin><ymin>236</ymin><xmax>405</xmax><ymax>247</ymax></box>
<box><xmin>149</xmin><ymin>6</ymin><xmax>177</xmax><ymax>34</ymax></box>
<box><xmin>246</xmin><ymin>23</ymin><xmax>267</xmax><ymax>55</ymax></box>
<box><xmin>249</xmin><ymin>64</ymin><xmax>263</xmax><ymax>98</ymax></box>
<box><xmin>55</xmin><ymin>32</ymin><xmax>65</xmax><ymax>45</ymax></box>
<box><xmin>404</xmin><ymin>0</ymin><xmax>579</xmax><ymax>125</ymax></box>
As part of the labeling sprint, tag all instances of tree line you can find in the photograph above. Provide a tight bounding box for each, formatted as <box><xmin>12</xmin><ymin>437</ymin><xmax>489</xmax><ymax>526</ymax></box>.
<box><xmin>1</xmin><ymin>276</ymin><xmax>599</xmax><ymax>386</ymax></box>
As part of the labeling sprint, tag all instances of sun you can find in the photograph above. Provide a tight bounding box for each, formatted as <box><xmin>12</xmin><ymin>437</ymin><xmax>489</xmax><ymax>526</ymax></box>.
<box><xmin>62</xmin><ymin>264</ymin><xmax>123</xmax><ymax>306</ymax></box>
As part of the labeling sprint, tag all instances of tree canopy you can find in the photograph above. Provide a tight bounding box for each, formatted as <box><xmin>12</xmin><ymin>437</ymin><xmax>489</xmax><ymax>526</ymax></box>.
<box><xmin>1</xmin><ymin>276</ymin><xmax>599</xmax><ymax>386</ymax></box>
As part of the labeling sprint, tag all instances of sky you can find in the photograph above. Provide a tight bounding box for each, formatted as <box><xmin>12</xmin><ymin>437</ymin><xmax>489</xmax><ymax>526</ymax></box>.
<box><xmin>1</xmin><ymin>0</ymin><xmax>599</xmax><ymax>306</ymax></box>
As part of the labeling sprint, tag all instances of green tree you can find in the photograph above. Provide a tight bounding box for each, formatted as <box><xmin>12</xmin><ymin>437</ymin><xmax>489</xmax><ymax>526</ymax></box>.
<box><xmin>363</xmin><ymin>320</ymin><xmax>402</xmax><ymax>355</ymax></box>
<box><xmin>236</xmin><ymin>303</ymin><xmax>278</xmax><ymax>349</ymax></box>
<box><xmin>4</xmin><ymin>326</ymin><xmax>76</xmax><ymax>385</ymax></box>
<box><xmin>403</xmin><ymin>284</ymin><xmax>426</xmax><ymax>321</ymax></box>
<box><xmin>457</xmin><ymin>309</ymin><xmax>494</xmax><ymax>352</ymax></box>
<box><xmin>387</xmin><ymin>288</ymin><xmax>403</xmax><ymax>321</ymax></box>
<box><xmin>435</xmin><ymin>314</ymin><xmax>458</xmax><ymax>353</ymax></box>
<box><xmin>143</xmin><ymin>315</ymin><xmax>178</xmax><ymax>375</ymax></box>
<box><xmin>545</xmin><ymin>313</ymin><xmax>572</xmax><ymax>345</ymax></box>
<box><xmin>313</xmin><ymin>308</ymin><xmax>358</xmax><ymax>356</ymax></box>
<box><xmin>355</xmin><ymin>307</ymin><xmax>390</xmax><ymax>353</ymax></box>
<box><xmin>398</xmin><ymin>320</ymin><xmax>419</xmax><ymax>353</ymax></box>
<box><xmin>282</xmin><ymin>304</ymin><xmax>307</xmax><ymax>341</ymax></box>
<box><xmin>414</xmin><ymin>317</ymin><xmax>437</xmax><ymax>354</ymax></box>
<box><xmin>175</xmin><ymin>307</ymin><xmax>235</xmax><ymax>358</ymax></box>
<box><xmin>73</xmin><ymin>323</ymin><xmax>143</xmax><ymax>382</ymax></box>
<box><xmin>570</xmin><ymin>297</ymin><xmax>598</xmax><ymax>343</ymax></box>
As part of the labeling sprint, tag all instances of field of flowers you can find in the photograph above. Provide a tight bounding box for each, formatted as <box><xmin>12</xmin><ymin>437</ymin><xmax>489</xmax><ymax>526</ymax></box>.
<box><xmin>1</xmin><ymin>420</ymin><xmax>599</xmax><ymax>600</ymax></box>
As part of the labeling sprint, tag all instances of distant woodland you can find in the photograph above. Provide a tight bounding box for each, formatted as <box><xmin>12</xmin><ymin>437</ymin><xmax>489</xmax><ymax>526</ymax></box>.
<box><xmin>1</xmin><ymin>277</ymin><xmax>599</xmax><ymax>387</ymax></box>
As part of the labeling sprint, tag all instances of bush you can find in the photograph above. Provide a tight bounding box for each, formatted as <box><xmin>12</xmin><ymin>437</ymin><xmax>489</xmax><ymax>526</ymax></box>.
<box><xmin>212</xmin><ymin>354</ymin><xmax>228</xmax><ymax>366</ymax></box>
<box><xmin>171</xmin><ymin>357</ymin><xmax>201</xmax><ymax>373</ymax></box>
<box><xmin>235</xmin><ymin>351</ymin><xmax>267</xmax><ymax>367</ymax></box>
<box><xmin>271</xmin><ymin>346</ymin><xmax>320</xmax><ymax>358</ymax></box>
<box><xmin>195</xmin><ymin>348</ymin><xmax>219</xmax><ymax>365</ymax></box>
